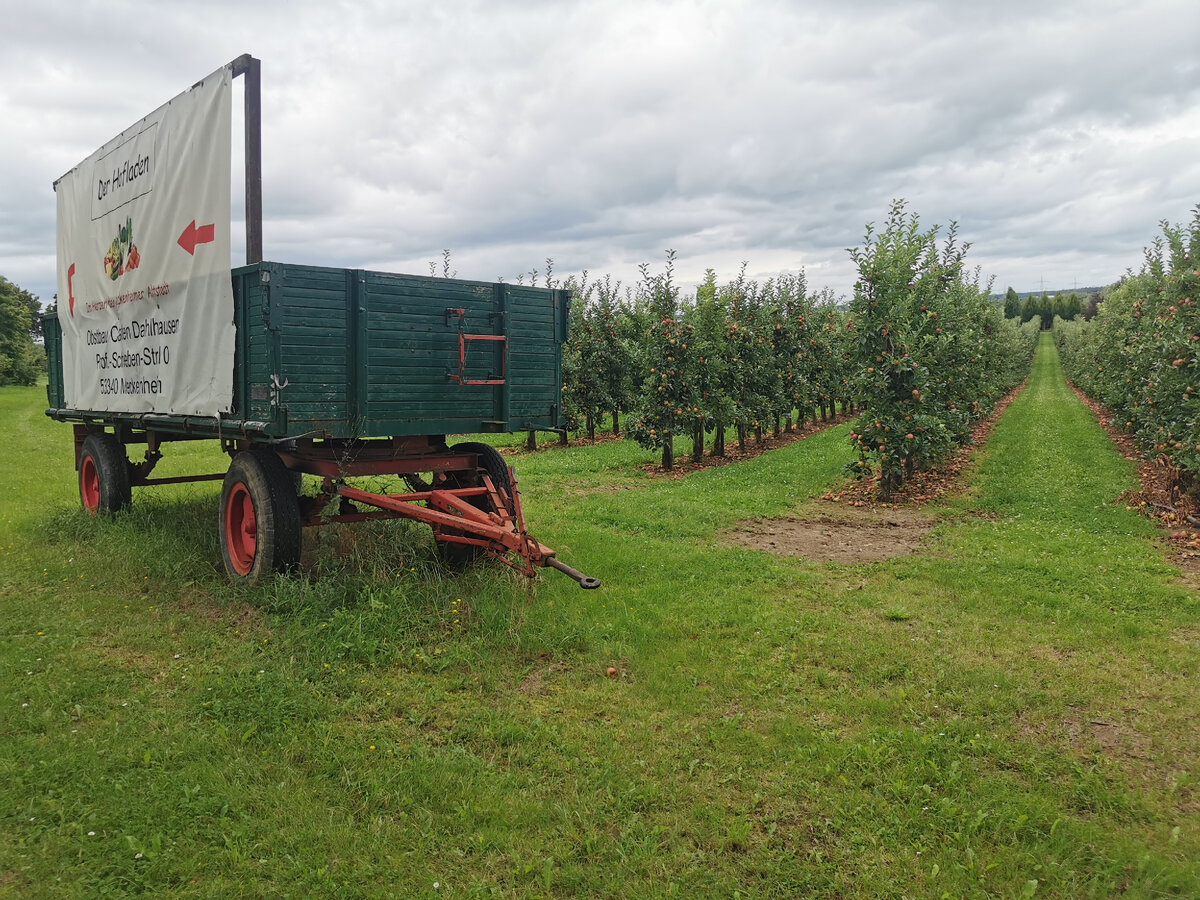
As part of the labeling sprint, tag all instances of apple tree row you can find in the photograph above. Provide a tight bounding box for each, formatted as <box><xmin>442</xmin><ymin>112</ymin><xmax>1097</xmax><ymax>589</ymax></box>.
<box><xmin>1055</xmin><ymin>208</ymin><xmax>1200</xmax><ymax>487</ymax></box>
<box><xmin>559</xmin><ymin>254</ymin><xmax>856</xmax><ymax>469</ymax></box>
<box><xmin>847</xmin><ymin>201</ymin><xmax>1040</xmax><ymax>490</ymax></box>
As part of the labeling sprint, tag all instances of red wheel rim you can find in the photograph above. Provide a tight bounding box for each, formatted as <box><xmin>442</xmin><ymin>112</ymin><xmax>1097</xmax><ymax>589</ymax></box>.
<box><xmin>224</xmin><ymin>482</ymin><xmax>257</xmax><ymax>575</ymax></box>
<box><xmin>80</xmin><ymin>455</ymin><xmax>100</xmax><ymax>514</ymax></box>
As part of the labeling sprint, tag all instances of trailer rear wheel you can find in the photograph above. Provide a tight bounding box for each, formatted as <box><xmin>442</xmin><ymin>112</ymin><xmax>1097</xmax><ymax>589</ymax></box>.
<box><xmin>79</xmin><ymin>433</ymin><xmax>131</xmax><ymax>515</ymax></box>
<box><xmin>219</xmin><ymin>447</ymin><xmax>301</xmax><ymax>584</ymax></box>
<box><xmin>437</xmin><ymin>442</ymin><xmax>513</xmax><ymax>568</ymax></box>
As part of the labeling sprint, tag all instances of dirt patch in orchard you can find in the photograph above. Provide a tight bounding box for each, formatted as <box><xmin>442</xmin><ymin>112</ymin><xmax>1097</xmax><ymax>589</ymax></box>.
<box><xmin>1017</xmin><ymin>710</ymin><xmax>1155</xmax><ymax>771</ymax></box>
<box><xmin>1061</xmin><ymin>714</ymin><xmax>1151</xmax><ymax>760</ymax></box>
<box><xmin>724</xmin><ymin>383</ymin><xmax>1027</xmax><ymax>563</ymax></box>
<box><xmin>174</xmin><ymin>589</ymin><xmax>266</xmax><ymax>632</ymax></box>
<box><xmin>726</xmin><ymin>505</ymin><xmax>937</xmax><ymax>563</ymax></box>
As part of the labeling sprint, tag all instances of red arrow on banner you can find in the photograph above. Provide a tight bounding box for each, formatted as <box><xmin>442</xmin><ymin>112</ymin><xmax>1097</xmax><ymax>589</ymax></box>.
<box><xmin>177</xmin><ymin>220</ymin><xmax>216</xmax><ymax>255</ymax></box>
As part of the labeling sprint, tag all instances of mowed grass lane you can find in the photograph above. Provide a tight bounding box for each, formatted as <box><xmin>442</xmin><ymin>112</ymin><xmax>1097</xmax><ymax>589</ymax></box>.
<box><xmin>836</xmin><ymin>333</ymin><xmax>1200</xmax><ymax>896</ymax></box>
<box><xmin>1</xmin><ymin>334</ymin><xmax>1197</xmax><ymax>897</ymax></box>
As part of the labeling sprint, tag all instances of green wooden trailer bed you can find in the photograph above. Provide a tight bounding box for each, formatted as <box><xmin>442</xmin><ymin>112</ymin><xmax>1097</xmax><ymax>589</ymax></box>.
<box><xmin>44</xmin><ymin>262</ymin><xmax>599</xmax><ymax>588</ymax></box>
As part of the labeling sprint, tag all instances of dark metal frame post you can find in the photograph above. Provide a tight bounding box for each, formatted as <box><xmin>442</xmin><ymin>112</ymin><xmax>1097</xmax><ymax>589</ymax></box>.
<box><xmin>229</xmin><ymin>54</ymin><xmax>262</xmax><ymax>264</ymax></box>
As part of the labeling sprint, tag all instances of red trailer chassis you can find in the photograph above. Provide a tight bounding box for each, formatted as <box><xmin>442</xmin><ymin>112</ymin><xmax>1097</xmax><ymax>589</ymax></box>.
<box><xmin>73</xmin><ymin>425</ymin><xmax>600</xmax><ymax>588</ymax></box>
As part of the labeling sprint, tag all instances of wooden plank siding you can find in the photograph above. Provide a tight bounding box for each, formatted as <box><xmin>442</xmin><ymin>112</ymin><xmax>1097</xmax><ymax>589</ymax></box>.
<box><xmin>231</xmin><ymin>262</ymin><xmax>566</xmax><ymax>438</ymax></box>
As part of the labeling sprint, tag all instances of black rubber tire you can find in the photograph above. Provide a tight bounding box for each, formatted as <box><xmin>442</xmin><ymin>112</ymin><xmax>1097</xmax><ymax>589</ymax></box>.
<box><xmin>454</xmin><ymin>442</ymin><xmax>513</xmax><ymax>509</ymax></box>
<box><xmin>78</xmin><ymin>432</ymin><xmax>131</xmax><ymax>515</ymax></box>
<box><xmin>219</xmin><ymin>446</ymin><xmax>302</xmax><ymax>585</ymax></box>
<box><xmin>436</xmin><ymin>442</ymin><xmax>513</xmax><ymax>568</ymax></box>
<box><xmin>277</xmin><ymin>439</ymin><xmax>304</xmax><ymax>494</ymax></box>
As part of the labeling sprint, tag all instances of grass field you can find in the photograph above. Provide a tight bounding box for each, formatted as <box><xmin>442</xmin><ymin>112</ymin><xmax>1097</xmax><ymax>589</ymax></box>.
<box><xmin>2</xmin><ymin>334</ymin><xmax>1198</xmax><ymax>897</ymax></box>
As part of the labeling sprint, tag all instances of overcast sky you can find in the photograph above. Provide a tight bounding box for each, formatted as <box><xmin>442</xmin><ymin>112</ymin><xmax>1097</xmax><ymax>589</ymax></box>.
<box><xmin>3</xmin><ymin>0</ymin><xmax>1199</xmax><ymax>306</ymax></box>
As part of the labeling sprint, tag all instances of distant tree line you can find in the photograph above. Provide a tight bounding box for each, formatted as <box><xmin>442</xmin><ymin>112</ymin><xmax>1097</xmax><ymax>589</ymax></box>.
<box><xmin>0</xmin><ymin>275</ymin><xmax>44</xmax><ymax>386</ymax></box>
<box><xmin>1001</xmin><ymin>286</ymin><xmax>1099</xmax><ymax>326</ymax></box>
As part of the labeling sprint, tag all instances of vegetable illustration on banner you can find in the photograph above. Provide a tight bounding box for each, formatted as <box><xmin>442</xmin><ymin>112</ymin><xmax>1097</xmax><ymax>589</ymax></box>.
<box><xmin>54</xmin><ymin>64</ymin><xmax>235</xmax><ymax>417</ymax></box>
<box><xmin>104</xmin><ymin>216</ymin><xmax>140</xmax><ymax>280</ymax></box>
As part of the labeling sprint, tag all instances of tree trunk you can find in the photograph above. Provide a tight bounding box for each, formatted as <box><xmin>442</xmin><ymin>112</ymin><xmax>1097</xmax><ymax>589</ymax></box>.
<box><xmin>713</xmin><ymin>421</ymin><xmax>725</xmax><ymax>457</ymax></box>
<box><xmin>737</xmin><ymin>424</ymin><xmax>747</xmax><ymax>452</ymax></box>
<box><xmin>692</xmin><ymin>420</ymin><xmax>704</xmax><ymax>463</ymax></box>
<box><xmin>526</xmin><ymin>430</ymin><xmax>537</xmax><ymax>451</ymax></box>
<box><xmin>785</xmin><ymin>415</ymin><xmax>793</xmax><ymax>432</ymax></box>
<box><xmin>661</xmin><ymin>433</ymin><xmax>674</xmax><ymax>470</ymax></box>
<box><xmin>558</xmin><ymin>428</ymin><xmax>568</xmax><ymax>446</ymax></box>
<box><xmin>612</xmin><ymin>409</ymin><xmax>620</xmax><ymax>435</ymax></box>
<box><xmin>754</xmin><ymin>426</ymin><xmax>763</xmax><ymax>444</ymax></box>
<box><xmin>586</xmin><ymin>412</ymin><xmax>595</xmax><ymax>443</ymax></box>
<box><xmin>821</xmin><ymin>402</ymin><xmax>829</xmax><ymax>423</ymax></box>
<box><xmin>773</xmin><ymin>415</ymin><xmax>781</xmax><ymax>438</ymax></box>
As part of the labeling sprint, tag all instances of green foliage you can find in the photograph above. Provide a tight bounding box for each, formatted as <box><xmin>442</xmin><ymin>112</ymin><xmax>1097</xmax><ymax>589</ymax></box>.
<box><xmin>590</xmin><ymin>276</ymin><xmax>636</xmax><ymax>434</ymax></box>
<box><xmin>1013</xmin><ymin>290</ymin><xmax>1085</xmax><ymax>327</ymax></box>
<box><xmin>1020</xmin><ymin>293</ymin><xmax>1044</xmax><ymax>324</ymax></box>
<box><xmin>1059</xmin><ymin>291</ymin><xmax>1083</xmax><ymax>321</ymax></box>
<box><xmin>558</xmin><ymin>282</ymin><xmax>587</xmax><ymax>433</ymax></box>
<box><xmin>559</xmin><ymin>264</ymin><xmax>640</xmax><ymax>440</ymax></box>
<box><xmin>0</xmin><ymin>275</ymin><xmax>44</xmax><ymax>386</ymax></box>
<box><xmin>776</xmin><ymin>275</ymin><xmax>834</xmax><ymax>428</ymax></box>
<box><xmin>720</xmin><ymin>271</ymin><xmax>777</xmax><ymax>438</ymax></box>
<box><xmin>1004</xmin><ymin>286</ymin><xmax>1020</xmax><ymax>318</ymax></box>
<box><xmin>628</xmin><ymin>262</ymin><xmax>844</xmax><ymax>463</ymax></box>
<box><xmin>559</xmin><ymin>274</ymin><xmax>601</xmax><ymax>436</ymax></box>
<box><xmin>847</xmin><ymin>201</ymin><xmax>1037</xmax><ymax>490</ymax></box>
<box><xmin>687</xmin><ymin>268</ymin><xmax>735</xmax><ymax>452</ymax></box>
<box><xmin>628</xmin><ymin>252</ymin><xmax>699</xmax><ymax>468</ymax></box>
<box><xmin>813</xmin><ymin>297</ymin><xmax>854</xmax><ymax>419</ymax></box>
<box><xmin>1056</xmin><ymin>207</ymin><xmax>1200</xmax><ymax>483</ymax></box>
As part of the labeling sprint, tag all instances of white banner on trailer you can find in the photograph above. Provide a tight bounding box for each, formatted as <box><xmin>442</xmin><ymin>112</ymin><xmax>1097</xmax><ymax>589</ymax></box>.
<box><xmin>55</xmin><ymin>64</ymin><xmax>235</xmax><ymax>416</ymax></box>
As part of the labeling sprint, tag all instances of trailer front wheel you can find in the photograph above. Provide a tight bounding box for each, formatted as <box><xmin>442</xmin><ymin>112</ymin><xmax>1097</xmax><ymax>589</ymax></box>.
<box><xmin>219</xmin><ymin>447</ymin><xmax>301</xmax><ymax>584</ymax></box>
<box><xmin>79</xmin><ymin>433</ymin><xmax>131</xmax><ymax>515</ymax></box>
<box><xmin>437</xmin><ymin>442</ymin><xmax>513</xmax><ymax>568</ymax></box>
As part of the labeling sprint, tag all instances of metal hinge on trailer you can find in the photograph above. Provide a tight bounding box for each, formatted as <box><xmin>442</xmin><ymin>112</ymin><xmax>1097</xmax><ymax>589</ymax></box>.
<box><xmin>445</xmin><ymin>307</ymin><xmax>506</xmax><ymax>385</ymax></box>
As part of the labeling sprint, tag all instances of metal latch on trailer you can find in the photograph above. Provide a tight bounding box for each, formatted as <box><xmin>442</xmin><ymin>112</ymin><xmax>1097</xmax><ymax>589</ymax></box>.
<box><xmin>445</xmin><ymin>307</ymin><xmax>506</xmax><ymax>385</ymax></box>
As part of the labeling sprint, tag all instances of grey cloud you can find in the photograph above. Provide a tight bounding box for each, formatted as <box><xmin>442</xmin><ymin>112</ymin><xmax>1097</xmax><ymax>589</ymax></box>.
<box><xmin>3</xmin><ymin>0</ymin><xmax>1199</xmax><ymax>306</ymax></box>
